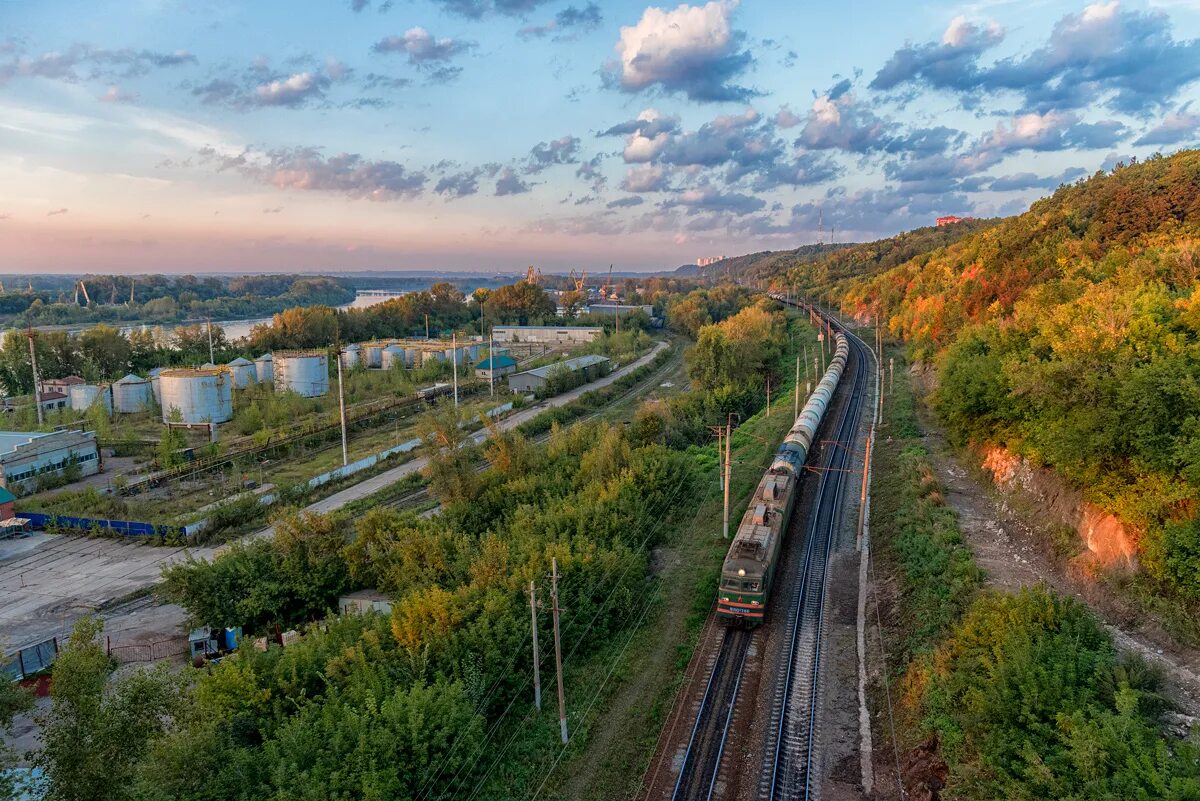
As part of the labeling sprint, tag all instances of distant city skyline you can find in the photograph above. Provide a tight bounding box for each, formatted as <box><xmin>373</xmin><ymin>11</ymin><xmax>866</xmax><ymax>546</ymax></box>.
<box><xmin>1</xmin><ymin>0</ymin><xmax>1198</xmax><ymax>273</ymax></box>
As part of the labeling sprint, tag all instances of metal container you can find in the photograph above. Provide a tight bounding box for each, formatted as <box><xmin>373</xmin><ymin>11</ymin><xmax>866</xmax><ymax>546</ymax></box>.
<box><xmin>69</xmin><ymin>383</ymin><xmax>112</xmax><ymax>414</ymax></box>
<box><xmin>226</xmin><ymin>357</ymin><xmax>257</xmax><ymax>388</ymax></box>
<box><xmin>381</xmin><ymin>344</ymin><xmax>406</xmax><ymax>371</ymax></box>
<box><xmin>149</xmin><ymin>367</ymin><xmax>163</xmax><ymax>407</ymax></box>
<box><xmin>364</xmin><ymin>343</ymin><xmax>385</xmax><ymax>369</ymax></box>
<box><xmin>340</xmin><ymin>343</ymin><xmax>361</xmax><ymax>370</ymax></box>
<box><xmin>254</xmin><ymin>353</ymin><xmax>273</xmax><ymax>384</ymax></box>
<box><xmin>159</xmin><ymin>368</ymin><xmax>233</xmax><ymax>425</ymax></box>
<box><xmin>421</xmin><ymin>349</ymin><xmax>445</xmax><ymax>366</ymax></box>
<box><xmin>112</xmin><ymin>374</ymin><xmax>153</xmax><ymax>413</ymax></box>
<box><xmin>273</xmin><ymin>351</ymin><xmax>329</xmax><ymax>397</ymax></box>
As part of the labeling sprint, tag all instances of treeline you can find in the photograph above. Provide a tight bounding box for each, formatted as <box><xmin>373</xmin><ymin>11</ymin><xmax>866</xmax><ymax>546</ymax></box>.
<box><xmin>875</xmin><ymin>360</ymin><xmax>1200</xmax><ymax>799</ymax></box>
<box><xmin>18</xmin><ymin>418</ymin><xmax>694</xmax><ymax>800</ymax></box>
<box><xmin>0</xmin><ymin>274</ymin><xmax>355</xmax><ymax>326</ymax></box>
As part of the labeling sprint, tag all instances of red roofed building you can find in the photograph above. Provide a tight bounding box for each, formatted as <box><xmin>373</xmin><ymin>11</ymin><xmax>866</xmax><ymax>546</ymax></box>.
<box><xmin>936</xmin><ymin>215</ymin><xmax>973</xmax><ymax>226</ymax></box>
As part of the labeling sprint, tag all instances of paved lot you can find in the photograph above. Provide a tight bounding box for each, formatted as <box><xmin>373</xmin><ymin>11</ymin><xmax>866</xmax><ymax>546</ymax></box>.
<box><xmin>0</xmin><ymin>341</ymin><xmax>669</xmax><ymax>650</ymax></box>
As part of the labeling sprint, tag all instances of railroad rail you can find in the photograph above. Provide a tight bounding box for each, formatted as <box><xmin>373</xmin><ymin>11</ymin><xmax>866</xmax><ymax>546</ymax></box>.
<box><xmin>763</xmin><ymin>305</ymin><xmax>870</xmax><ymax>801</ymax></box>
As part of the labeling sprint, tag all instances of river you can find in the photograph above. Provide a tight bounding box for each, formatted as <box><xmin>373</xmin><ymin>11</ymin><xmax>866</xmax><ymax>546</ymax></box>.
<box><xmin>10</xmin><ymin>290</ymin><xmax>406</xmax><ymax>343</ymax></box>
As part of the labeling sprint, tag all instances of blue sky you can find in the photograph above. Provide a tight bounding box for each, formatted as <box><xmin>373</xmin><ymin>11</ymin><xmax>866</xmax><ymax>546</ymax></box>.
<box><xmin>1</xmin><ymin>0</ymin><xmax>1198</xmax><ymax>273</ymax></box>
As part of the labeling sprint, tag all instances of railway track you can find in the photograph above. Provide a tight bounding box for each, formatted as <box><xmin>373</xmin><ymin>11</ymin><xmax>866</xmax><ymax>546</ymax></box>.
<box><xmin>670</xmin><ymin>627</ymin><xmax>752</xmax><ymax>801</ymax></box>
<box><xmin>762</xmin><ymin>311</ymin><xmax>869</xmax><ymax>801</ymax></box>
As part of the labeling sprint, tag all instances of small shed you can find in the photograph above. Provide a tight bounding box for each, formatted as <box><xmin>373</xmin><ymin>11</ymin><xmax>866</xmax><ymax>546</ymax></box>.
<box><xmin>339</xmin><ymin>589</ymin><xmax>393</xmax><ymax>616</ymax></box>
<box><xmin>474</xmin><ymin>353</ymin><xmax>518</xmax><ymax>381</ymax></box>
<box><xmin>0</xmin><ymin>486</ymin><xmax>15</xmax><ymax>520</ymax></box>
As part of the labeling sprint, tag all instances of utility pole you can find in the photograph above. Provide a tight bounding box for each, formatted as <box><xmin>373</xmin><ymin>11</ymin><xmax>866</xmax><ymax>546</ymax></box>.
<box><xmin>794</xmin><ymin>355</ymin><xmax>801</xmax><ymax>418</ymax></box>
<box><xmin>550</xmin><ymin>558</ymin><xmax>568</xmax><ymax>744</ymax></box>
<box><xmin>425</xmin><ymin>313</ymin><xmax>430</xmax><ymax>339</ymax></box>
<box><xmin>26</xmin><ymin>325</ymin><xmax>42</xmax><ymax>426</ymax></box>
<box><xmin>723</xmin><ymin>415</ymin><xmax>733</xmax><ymax>538</ymax></box>
<box><xmin>488</xmin><ymin>333</ymin><xmax>495</xmax><ymax>398</ymax></box>
<box><xmin>765</xmin><ymin>376</ymin><xmax>771</xmax><ymax>417</ymax></box>
<box><xmin>206</xmin><ymin>318</ymin><xmax>215</xmax><ymax>365</ymax></box>
<box><xmin>335</xmin><ymin>341</ymin><xmax>348</xmax><ymax>467</ymax></box>
<box><xmin>529</xmin><ymin>580</ymin><xmax>542</xmax><ymax>711</ymax></box>
<box><xmin>452</xmin><ymin>331</ymin><xmax>459</xmax><ymax>408</ymax></box>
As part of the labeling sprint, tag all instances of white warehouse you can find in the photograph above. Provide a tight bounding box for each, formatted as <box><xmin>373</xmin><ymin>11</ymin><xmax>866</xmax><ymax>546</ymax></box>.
<box><xmin>0</xmin><ymin>429</ymin><xmax>100</xmax><ymax>493</ymax></box>
<box><xmin>491</xmin><ymin>326</ymin><xmax>602</xmax><ymax>345</ymax></box>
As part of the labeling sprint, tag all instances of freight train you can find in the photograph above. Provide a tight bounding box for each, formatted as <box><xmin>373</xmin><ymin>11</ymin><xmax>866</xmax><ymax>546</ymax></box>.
<box><xmin>716</xmin><ymin>313</ymin><xmax>850</xmax><ymax>625</ymax></box>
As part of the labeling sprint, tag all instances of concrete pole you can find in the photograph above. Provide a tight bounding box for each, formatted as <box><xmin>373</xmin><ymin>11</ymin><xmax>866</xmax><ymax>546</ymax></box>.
<box><xmin>26</xmin><ymin>329</ymin><xmax>43</xmax><ymax>426</ymax></box>
<box><xmin>336</xmin><ymin>347</ymin><xmax>348</xmax><ymax>467</ymax></box>
<box><xmin>206</xmin><ymin>319</ymin><xmax>215</xmax><ymax>365</ymax></box>
<box><xmin>489</xmin><ymin>334</ymin><xmax>495</xmax><ymax>398</ymax></box>
<box><xmin>551</xmin><ymin>558</ymin><xmax>568</xmax><ymax>744</ymax></box>
<box><xmin>529</xmin><ymin>580</ymin><xmax>542</xmax><ymax>711</ymax></box>
<box><xmin>452</xmin><ymin>332</ymin><xmax>459</xmax><ymax>408</ymax></box>
<box><xmin>723</xmin><ymin>416</ymin><xmax>732</xmax><ymax>539</ymax></box>
<box><xmin>794</xmin><ymin>355</ymin><xmax>801</xmax><ymax>419</ymax></box>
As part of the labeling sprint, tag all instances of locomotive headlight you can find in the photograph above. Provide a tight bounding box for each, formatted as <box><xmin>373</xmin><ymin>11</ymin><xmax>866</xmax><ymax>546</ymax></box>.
<box><xmin>737</xmin><ymin>568</ymin><xmax>746</xmax><ymax>577</ymax></box>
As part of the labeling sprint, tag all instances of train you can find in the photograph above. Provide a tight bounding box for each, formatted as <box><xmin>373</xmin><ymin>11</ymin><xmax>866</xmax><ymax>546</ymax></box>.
<box><xmin>716</xmin><ymin>310</ymin><xmax>850</xmax><ymax>626</ymax></box>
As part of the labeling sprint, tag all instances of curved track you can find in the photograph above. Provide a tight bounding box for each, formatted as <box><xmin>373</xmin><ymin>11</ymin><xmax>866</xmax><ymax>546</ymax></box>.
<box><xmin>763</xmin><ymin>306</ymin><xmax>870</xmax><ymax>801</ymax></box>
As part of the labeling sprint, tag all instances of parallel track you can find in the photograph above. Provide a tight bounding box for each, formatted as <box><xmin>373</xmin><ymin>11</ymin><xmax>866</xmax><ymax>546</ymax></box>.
<box><xmin>763</xmin><ymin>308</ymin><xmax>869</xmax><ymax>801</ymax></box>
<box><xmin>670</xmin><ymin>628</ymin><xmax>752</xmax><ymax>801</ymax></box>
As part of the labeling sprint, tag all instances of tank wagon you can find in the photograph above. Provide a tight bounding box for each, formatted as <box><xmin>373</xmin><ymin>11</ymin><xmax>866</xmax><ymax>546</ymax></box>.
<box><xmin>159</xmin><ymin>368</ymin><xmax>233</xmax><ymax>425</ymax></box>
<box><xmin>716</xmin><ymin>326</ymin><xmax>850</xmax><ymax>625</ymax></box>
<box><xmin>226</xmin><ymin>357</ymin><xmax>257</xmax><ymax>388</ymax></box>
<box><xmin>273</xmin><ymin>351</ymin><xmax>329</xmax><ymax>397</ymax></box>
<box><xmin>112</xmin><ymin>374</ymin><xmax>153</xmax><ymax>413</ymax></box>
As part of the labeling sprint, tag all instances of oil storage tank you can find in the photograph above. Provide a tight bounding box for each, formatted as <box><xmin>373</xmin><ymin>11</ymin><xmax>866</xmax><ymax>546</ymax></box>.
<box><xmin>340</xmin><ymin>343</ymin><xmax>361</xmax><ymax>370</ymax></box>
<box><xmin>273</xmin><ymin>351</ymin><xmax>329</xmax><ymax>397</ymax></box>
<box><xmin>381</xmin><ymin>344</ymin><xmax>406</xmax><ymax>371</ymax></box>
<box><xmin>69</xmin><ymin>383</ymin><xmax>112</xmax><ymax>414</ymax></box>
<box><xmin>112</xmin><ymin>374</ymin><xmax>153</xmax><ymax>413</ymax></box>
<box><xmin>148</xmin><ymin>367</ymin><xmax>164</xmax><ymax>407</ymax></box>
<box><xmin>226</xmin><ymin>357</ymin><xmax>257</xmax><ymax>388</ymax></box>
<box><xmin>254</xmin><ymin>353</ymin><xmax>273</xmax><ymax>384</ymax></box>
<box><xmin>364</xmin><ymin>343</ymin><xmax>386</xmax><ymax>369</ymax></box>
<box><xmin>159</xmin><ymin>368</ymin><xmax>233</xmax><ymax>425</ymax></box>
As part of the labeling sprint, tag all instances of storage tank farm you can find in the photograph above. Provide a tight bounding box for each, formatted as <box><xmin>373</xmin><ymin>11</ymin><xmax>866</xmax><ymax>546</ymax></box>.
<box><xmin>69</xmin><ymin>383</ymin><xmax>112</xmax><ymax>414</ymax></box>
<box><xmin>340</xmin><ymin>343</ymin><xmax>361</xmax><ymax>370</ymax></box>
<box><xmin>273</xmin><ymin>351</ymin><xmax>330</xmax><ymax>397</ymax></box>
<box><xmin>158</xmin><ymin>367</ymin><xmax>233</xmax><ymax>425</ymax></box>
<box><xmin>112</xmin><ymin>374</ymin><xmax>153</xmax><ymax>413</ymax></box>
<box><xmin>226</xmin><ymin>357</ymin><xmax>257</xmax><ymax>388</ymax></box>
<box><xmin>381</xmin><ymin>344</ymin><xmax>406</xmax><ymax>371</ymax></box>
<box><xmin>254</xmin><ymin>353</ymin><xmax>274</xmax><ymax>384</ymax></box>
<box><xmin>148</xmin><ymin>368</ymin><xmax>164</xmax><ymax>407</ymax></box>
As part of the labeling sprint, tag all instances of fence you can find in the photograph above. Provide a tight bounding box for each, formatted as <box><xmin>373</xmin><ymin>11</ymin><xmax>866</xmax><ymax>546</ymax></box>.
<box><xmin>107</xmin><ymin>636</ymin><xmax>188</xmax><ymax>665</ymax></box>
<box><xmin>1</xmin><ymin>637</ymin><xmax>59</xmax><ymax>680</ymax></box>
<box><xmin>20</xmin><ymin>511</ymin><xmax>180</xmax><ymax>538</ymax></box>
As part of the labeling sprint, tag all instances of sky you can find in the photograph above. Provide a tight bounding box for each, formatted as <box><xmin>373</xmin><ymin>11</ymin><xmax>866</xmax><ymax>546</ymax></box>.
<box><xmin>1</xmin><ymin>0</ymin><xmax>1198</xmax><ymax>274</ymax></box>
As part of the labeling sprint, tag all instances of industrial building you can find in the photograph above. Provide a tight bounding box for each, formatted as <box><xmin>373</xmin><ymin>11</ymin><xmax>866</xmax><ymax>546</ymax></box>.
<box><xmin>0</xmin><ymin>429</ymin><xmax>100</xmax><ymax>493</ymax></box>
<box><xmin>42</xmin><ymin>376</ymin><xmax>84</xmax><ymax>394</ymax></box>
<box><xmin>159</xmin><ymin>368</ymin><xmax>234</xmax><ymax>426</ymax></box>
<box><xmin>474</xmin><ymin>353</ymin><xmax>518</xmax><ymax>381</ymax></box>
<box><xmin>585</xmin><ymin>303</ymin><xmax>654</xmax><ymax>317</ymax></box>
<box><xmin>508</xmin><ymin>354</ymin><xmax>610</xmax><ymax>394</ymax></box>
<box><xmin>273</xmin><ymin>351</ymin><xmax>329</xmax><ymax>397</ymax></box>
<box><xmin>491</xmin><ymin>326</ymin><xmax>602</xmax><ymax>345</ymax></box>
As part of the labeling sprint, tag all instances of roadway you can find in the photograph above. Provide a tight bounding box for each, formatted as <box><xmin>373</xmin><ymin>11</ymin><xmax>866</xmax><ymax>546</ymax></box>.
<box><xmin>0</xmin><ymin>340</ymin><xmax>670</xmax><ymax>650</ymax></box>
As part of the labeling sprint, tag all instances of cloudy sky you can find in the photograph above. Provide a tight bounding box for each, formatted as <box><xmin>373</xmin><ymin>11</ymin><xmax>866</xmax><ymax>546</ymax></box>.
<box><xmin>1</xmin><ymin>0</ymin><xmax>1198</xmax><ymax>273</ymax></box>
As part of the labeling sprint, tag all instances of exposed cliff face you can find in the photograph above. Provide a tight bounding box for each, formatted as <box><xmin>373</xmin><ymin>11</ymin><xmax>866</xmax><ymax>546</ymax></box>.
<box><xmin>980</xmin><ymin>446</ymin><xmax>1138</xmax><ymax>571</ymax></box>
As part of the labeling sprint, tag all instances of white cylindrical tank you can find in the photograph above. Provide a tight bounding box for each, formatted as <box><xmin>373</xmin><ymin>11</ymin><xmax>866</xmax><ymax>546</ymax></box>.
<box><xmin>226</xmin><ymin>357</ymin><xmax>257</xmax><ymax>388</ymax></box>
<box><xmin>273</xmin><ymin>351</ymin><xmax>329</xmax><ymax>397</ymax></box>
<box><xmin>69</xmin><ymin>384</ymin><xmax>112</xmax><ymax>414</ymax></box>
<box><xmin>382</xmin><ymin>344</ymin><xmax>406</xmax><ymax>371</ymax></box>
<box><xmin>340</xmin><ymin>343</ymin><xmax>361</xmax><ymax>370</ymax></box>
<box><xmin>148</xmin><ymin>367</ymin><xmax>163</xmax><ymax>407</ymax></box>
<box><xmin>254</xmin><ymin>353</ymin><xmax>273</xmax><ymax>384</ymax></box>
<box><xmin>364</xmin><ymin>343</ymin><xmax>385</xmax><ymax>369</ymax></box>
<box><xmin>112</xmin><ymin>374</ymin><xmax>153</xmax><ymax>413</ymax></box>
<box><xmin>421</xmin><ymin>349</ymin><xmax>445</xmax><ymax>366</ymax></box>
<box><xmin>159</xmin><ymin>368</ymin><xmax>233</xmax><ymax>425</ymax></box>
